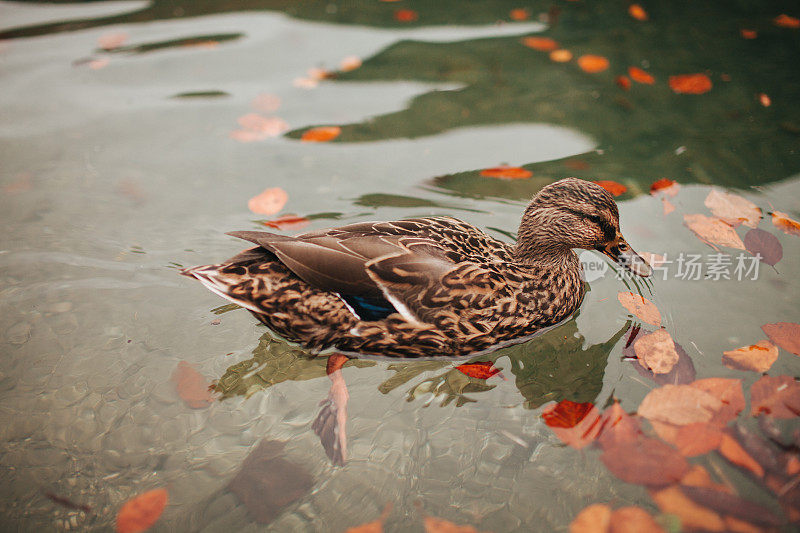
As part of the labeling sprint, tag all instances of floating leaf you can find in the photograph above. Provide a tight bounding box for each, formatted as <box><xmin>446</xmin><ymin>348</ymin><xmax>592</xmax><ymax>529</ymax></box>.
<box><xmin>704</xmin><ymin>190</ymin><xmax>761</xmax><ymax>228</ymax></box>
<box><xmin>301</xmin><ymin>126</ymin><xmax>341</xmax><ymax>142</ymax></box>
<box><xmin>601</xmin><ymin>435</ymin><xmax>689</xmax><ymax>486</ymax></box>
<box><xmin>761</xmin><ymin>322</ymin><xmax>800</xmax><ymax>355</ymax></box>
<box><xmin>683</xmin><ymin>214</ymin><xmax>745</xmax><ymax>250</ymax></box>
<box><xmin>744</xmin><ymin>228</ymin><xmax>782</xmax><ymax>266</ymax></box>
<box><xmin>750</xmin><ymin>375</ymin><xmax>800</xmax><ymax>418</ymax></box>
<box><xmin>549</xmin><ymin>49</ymin><xmax>573</xmax><ymax>62</ymax></box>
<box><xmin>651</xmin><ymin>421</ymin><xmax>724</xmax><ymax>457</ymax></box>
<box><xmin>634</xmin><ymin>330</ymin><xmax>679</xmax><ymax>374</ymax></box>
<box><xmin>98</xmin><ymin>32</ymin><xmax>128</xmax><ymax>50</ymax></box>
<box><xmin>617</xmin><ymin>292</ymin><xmax>661</xmax><ymax>326</ymax></box>
<box><xmin>577</xmin><ymin>55</ymin><xmax>610</xmax><ymax>73</ymax></box>
<box><xmin>479</xmin><ymin>165</ymin><xmax>532</xmax><ymax>179</ymax></box>
<box><xmin>340</xmin><ymin>55</ymin><xmax>362</xmax><ymax>72</ymax></box>
<box><xmin>638</xmin><ymin>384</ymin><xmax>722</xmax><ymax>426</ymax></box>
<box><xmin>248</xmin><ymin>187</ymin><xmax>288</xmax><ymax>215</ymax></box>
<box><xmin>171</xmin><ymin>361</ymin><xmax>213</xmax><ymax>409</ymax></box>
<box><xmin>772</xmin><ymin>211</ymin><xmax>800</xmax><ymax>236</ymax></box>
<box><xmin>569</xmin><ymin>504</ymin><xmax>611</xmax><ymax>533</ymax></box>
<box><xmin>628</xmin><ymin>66</ymin><xmax>655</xmax><ymax>84</ymax></box>
<box><xmin>232</xmin><ymin>114</ymin><xmax>289</xmax><ymax>142</ymax></box>
<box><xmin>521</xmin><ymin>36</ymin><xmax>559</xmax><ymax>51</ymax></box>
<box><xmin>596</xmin><ymin>402</ymin><xmax>642</xmax><ymax>449</ymax></box>
<box><xmin>542</xmin><ymin>400</ymin><xmax>601</xmax><ymax>449</ymax></box>
<box><xmin>615</xmin><ymin>75</ymin><xmax>631</xmax><ymax>90</ymax></box>
<box><xmin>691</xmin><ymin>378</ymin><xmax>745</xmax><ymax>426</ymax></box>
<box><xmin>251</xmin><ymin>93</ymin><xmax>281</xmax><ymax>112</ymax></box>
<box><xmin>116</xmin><ymin>488</ymin><xmax>168</xmax><ymax>533</ymax></box>
<box><xmin>394</xmin><ymin>9</ymin><xmax>418</xmax><ymax>22</ymax></box>
<box><xmin>723</xmin><ymin>340</ymin><xmax>779</xmax><ymax>372</ymax></box>
<box><xmin>628</xmin><ymin>4</ymin><xmax>648</xmax><ymax>21</ymax></box>
<box><xmin>456</xmin><ymin>361</ymin><xmax>501</xmax><ymax>380</ymax></box>
<box><xmin>592</xmin><ymin>180</ymin><xmax>627</xmax><ymax>196</ymax></box>
<box><xmin>740</xmin><ymin>29</ymin><xmax>757</xmax><ymax>39</ymax></box>
<box><xmin>662</xmin><ymin>196</ymin><xmax>675</xmax><ymax>215</ymax></box>
<box><xmin>774</xmin><ymin>14</ymin><xmax>800</xmax><ymax>28</ymax></box>
<box><xmin>261</xmin><ymin>214</ymin><xmax>310</xmax><ymax>231</ymax></box>
<box><xmin>650</xmin><ymin>178</ymin><xmax>680</xmax><ymax>196</ymax></box>
<box><xmin>422</xmin><ymin>516</ymin><xmax>487</xmax><ymax>533</ymax></box>
<box><xmin>345</xmin><ymin>504</ymin><xmax>393</xmax><ymax>533</ymax></box>
<box><xmin>669</xmin><ymin>73</ymin><xmax>713</xmax><ymax>94</ymax></box>
<box><xmin>509</xmin><ymin>8</ymin><xmax>529</xmax><ymax>21</ymax></box>
<box><xmin>758</xmin><ymin>93</ymin><xmax>771</xmax><ymax>107</ymax></box>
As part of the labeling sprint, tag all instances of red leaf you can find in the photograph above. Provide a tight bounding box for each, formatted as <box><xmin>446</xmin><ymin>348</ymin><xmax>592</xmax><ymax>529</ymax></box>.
<box><xmin>649</xmin><ymin>178</ymin><xmax>679</xmax><ymax>196</ymax></box>
<box><xmin>774</xmin><ymin>14</ymin><xmax>800</xmax><ymax>28</ymax></box>
<box><xmin>456</xmin><ymin>361</ymin><xmax>501</xmax><ymax>380</ymax></box>
<box><xmin>615</xmin><ymin>75</ymin><xmax>631</xmax><ymax>90</ymax></box>
<box><xmin>261</xmin><ymin>214</ymin><xmax>311</xmax><ymax>231</ymax></box>
<box><xmin>740</xmin><ymin>29</ymin><xmax>757</xmax><ymax>39</ymax></box>
<box><xmin>669</xmin><ymin>73</ymin><xmax>713</xmax><ymax>94</ymax></box>
<box><xmin>171</xmin><ymin>361</ymin><xmax>214</xmax><ymax>409</ymax></box>
<box><xmin>541</xmin><ymin>400</ymin><xmax>595</xmax><ymax>428</ymax></box>
<box><xmin>592</xmin><ymin>180</ymin><xmax>627</xmax><ymax>196</ymax></box>
<box><xmin>509</xmin><ymin>8</ymin><xmax>530</xmax><ymax>21</ymax></box>
<box><xmin>628</xmin><ymin>66</ymin><xmax>655</xmax><ymax>84</ymax></box>
<box><xmin>393</xmin><ymin>9</ymin><xmax>418</xmax><ymax>22</ymax></box>
<box><xmin>761</xmin><ymin>322</ymin><xmax>800</xmax><ymax>355</ymax></box>
<box><xmin>479</xmin><ymin>165</ymin><xmax>532</xmax><ymax>179</ymax></box>
<box><xmin>750</xmin><ymin>375</ymin><xmax>800</xmax><ymax>418</ymax></box>
<box><xmin>116</xmin><ymin>488</ymin><xmax>168</xmax><ymax>533</ymax></box>
<box><xmin>542</xmin><ymin>401</ymin><xmax>602</xmax><ymax>449</ymax></box>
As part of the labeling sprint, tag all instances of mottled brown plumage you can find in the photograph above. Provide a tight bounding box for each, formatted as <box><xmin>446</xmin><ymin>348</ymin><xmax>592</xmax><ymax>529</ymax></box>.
<box><xmin>182</xmin><ymin>178</ymin><xmax>650</xmax><ymax>358</ymax></box>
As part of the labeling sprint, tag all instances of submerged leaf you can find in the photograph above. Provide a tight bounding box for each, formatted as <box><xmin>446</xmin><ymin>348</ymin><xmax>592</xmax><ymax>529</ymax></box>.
<box><xmin>171</xmin><ymin>361</ymin><xmax>213</xmax><ymax>409</ymax></box>
<box><xmin>750</xmin><ymin>375</ymin><xmax>800</xmax><ymax>418</ymax></box>
<box><xmin>549</xmin><ymin>49</ymin><xmax>573</xmax><ymax>63</ymax></box>
<box><xmin>704</xmin><ymin>190</ymin><xmax>761</xmax><ymax>228</ymax></box>
<box><xmin>393</xmin><ymin>9</ymin><xmax>418</xmax><ymax>22</ymax></box>
<box><xmin>248</xmin><ymin>187</ymin><xmax>288</xmax><ymax>215</ymax></box>
<box><xmin>683</xmin><ymin>214</ymin><xmax>745</xmax><ymax>250</ymax></box>
<box><xmin>723</xmin><ymin>340</ymin><xmax>779</xmax><ymax>372</ymax></box>
<box><xmin>669</xmin><ymin>73</ymin><xmax>713</xmax><ymax>94</ymax></box>
<box><xmin>744</xmin><ymin>228</ymin><xmax>783</xmax><ymax>266</ymax></box>
<box><xmin>345</xmin><ymin>504</ymin><xmax>393</xmax><ymax>533</ymax></box>
<box><xmin>617</xmin><ymin>292</ymin><xmax>661</xmax><ymax>326</ymax></box>
<box><xmin>651</xmin><ymin>485</ymin><xmax>725</xmax><ymax>532</ymax></box>
<box><xmin>116</xmin><ymin>489</ymin><xmax>168</xmax><ymax>533</ymax></box>
<box><xmin>761</xmin><ymin>322</ymin><xmax>800</xmax><ymax>355</ymax></box>
<box><xmin>422</xmin><ymin>516</ymin><xmax>487</xmax><ymax>533</ymax></box>
<box><xmin>601</xmin><ymin>435</ymin><xmax>689</xmax><ymax>486</ymax></box>
<box><xmin>609</xmin><ymin>506</ymin><xmax>664</xmax><ymax>532</ymax></box>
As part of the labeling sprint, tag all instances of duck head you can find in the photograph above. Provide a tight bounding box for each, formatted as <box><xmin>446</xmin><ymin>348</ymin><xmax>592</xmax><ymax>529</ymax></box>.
<box><xmin>515</xmin><ymin>178</ymin><xmax>651</xmax><ymax>277</ymax></box>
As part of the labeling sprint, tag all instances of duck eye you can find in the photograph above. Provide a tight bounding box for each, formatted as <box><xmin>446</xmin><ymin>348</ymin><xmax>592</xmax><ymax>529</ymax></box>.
<box><xmin>587</xmin><ymin>214</ymin><xmax>603</xmax><ymax>224</ymax></box>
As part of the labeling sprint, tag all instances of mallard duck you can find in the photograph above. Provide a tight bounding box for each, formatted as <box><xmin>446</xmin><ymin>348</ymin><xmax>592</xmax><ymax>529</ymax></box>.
<box><xmin>182</xmin><ymin>178</ymin><xmax>651</xmax><ymax>358</ymax></box>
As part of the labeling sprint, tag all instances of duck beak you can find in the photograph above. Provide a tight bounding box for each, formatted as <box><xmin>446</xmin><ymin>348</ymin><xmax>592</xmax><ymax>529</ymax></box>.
<box><xmin>600</xmin><ymin>236</ymin><xmax>652</xmax><ymax>277</ymax></box>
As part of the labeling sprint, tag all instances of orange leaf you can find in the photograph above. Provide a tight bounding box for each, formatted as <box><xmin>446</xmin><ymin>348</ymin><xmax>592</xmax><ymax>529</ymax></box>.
<box><xmin>649</xmin><ymin>178</ymin><xmax>679</xmax><ymax>196</ymax></box>
<box><xmin>549</xmin><ymin>49</ymin><xmax>573</xmax><ymax>62</ymax></box>
<box><xmin>740</xmin><ymin>29</ymin><xmax>757</xmax><ymax>39</ymax></box>
<box><xmin>761</xmin><ymin>322</ymin><xmax>800</xmax><ymax>355</ymax></box>
<box><xmin>422</xmin><ymin>516</ymin><xmax>486</xmax><ymax>533</ymax></box>
<box><xmin>774</xmin><ymin>14</ymin><xmax>800</xmax><ymax>28</ymax></box>
<box><xmin>704</xmin><ymin>189</ymin><xmax>761</xmax><ymax>228</ymax></box>
<box><xmin>634</xmin><ymin>330</ymin><xmax>679</xmax><ymax>374</ymax></box>
<box><xmin>345</xmin><ymin>504</ymin><xmax>393</xmax><ymax>533</ymax></box>
<box><xmin>723</xmin><ymin>340</ymin><xmax>779</xmax><ymax>372</ymax></box>
<box><xmin>772</xmin><ymin>211</ymin><xmax>800</xmax><ymax>236</ymax></box>
<box><xmin>758</xmin><ymin>93</ymin><xmax>771</xmax><ymax>107</ymax></box>
<box><xmin>615</xmin><ymin>75</ymin><xmax>631</xmax><ymax>90</ymax></box>
<box><xmin>248</xmin><ymin>187</ymin><xmax>288</xmax><ymax>215</ymax></box>
<box><xmin>617</xmin><ymin>292</ymin><xmax>661</xmax><ymax>326</ymax></box>
<box><xmin>569</xmin><ymin>504</ymin><xmax>611</xmax><ymax>533</ymax></box>
<box><xmin>301</xmin><ymin>126</ymin><xmax>341</xmax><ymax>142</ymax></box>
<box><xmin>639</xmin><ymin>384</ymin><xmax>722</xmax><ymax>426</ymax></box>
<box><xmin>609</xmin><ymin>506</ymin><xmax>664</xmax><ymax>533</ymax></box>
<box><xmin>652</xmin><ymin>421</ymin><xmax>723</xmax><ymax>457</ymax></box>
<box><xmin>479</xmin><ymin>165</ymin><xmax>532</xmax><ymax>179</ymax></box>
<box><xmin>592</xmin><ymin>180</ymin><xmax>627</xmax><ymax>196</ymax></box>
<box><xmin>690</xmin><ymin>378</ymin><xmax>744</xmax><ymax>426</ymax></box>
<box><xmin>680</xmin><ymin>464</ymin><xmax>731</xmax><ymax>492</ymax></box>
<box><xmin>261</xmin><ymin>214</ymin><xmax>310</xmax><ymax>231</ymax></box>
<box><xmin>628</xmin><ymin>66</ymin><xmax>655</xmax><ymax>84</ymax></box>
<box><xmin>521</xmin><ymin>36</ymin><xmax>559</xmax><ymax>51</ymax></box>
<box><xmin>718</xmin><ymin>433</ymin><xmax>764</xmax><ymax>478</ymax></box>
<box><xmin>171</xmin><ymin>362</ymin><xmax>213</xmax><ymax>409</ymax></box>
<box><xmin>651</xmin><ymin>485</ymin><xmax>725</xmax><ymax>532</ymax></box>
<box><xmin>577</xmin><ymin>55</ymin><xmax>610</xmax><ymax>73</ymax></box>
<box><xmin>394</xmin><ymin>9</ymin><xmax>418</xmax><ymax>22</ymax></box>
<box><xmin>683</xmin><ymin>213</ymin><xmax>745</xmax><ymax>250</ymax></box>
<box><xmin>750</xmin><ymin>375</ymin><xmax>800</xmax><ymax>418</ymax></box>
<box><xmin>542</xmin><ymin>400</ymin><xmax>602</xmax><ymax>449</ymax></box>
<box><xmin>509</xmin><ymin>8</ymin><xmax>529</xmax><ymax>21</ymax></box>
<box><xmin>456</xmin><ymin>361</ymin><xmax>502</xmax><ymax>380</ymax></box>
<box><xmin>116</xmin><ymin>489</ymin><xmax>168</xmax><ymax>533</ymax></box>
<box><xmin>628</xmin><ymin>4</ymin><xmax>648</xmax><ymax>21</ymax></box>
<box><xmin>340</xmin><ymin>55</ymin><xmax>362</xmax><ymax>72</ymax></box>
<box><xmin>669</xmin><ymin>73</ymin><xmax>712</xmax><ymax>94</ymax></box>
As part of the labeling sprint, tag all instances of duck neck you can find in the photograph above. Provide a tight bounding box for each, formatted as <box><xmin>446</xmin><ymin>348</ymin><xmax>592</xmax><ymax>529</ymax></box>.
<box><xmin>514</xmin><ymin>207</ymin><xmax>580</xmax><ymax>270</ymax></box>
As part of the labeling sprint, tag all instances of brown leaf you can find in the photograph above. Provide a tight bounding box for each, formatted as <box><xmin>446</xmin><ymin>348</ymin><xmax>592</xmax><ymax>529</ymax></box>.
<box><xmin>723</xmin><ymin>340</ymin><xmax>779</xmax><ymax>372</ymax></box>
<box><xmin>116</xmin><ymin>488</ymin><xmax>168</xmax><ymax>533</ymax></box>
<box><xmin>762</xmin><ymin>322</ymin><xmax>800</xmax><ymax>355</ymax></box>
<box><xmin>627</xmin><ymin>335</ymin><xmax>696</xmax><ymax>386</ymax></box>
<box><xmin>669</xmin><ymin>73</ymin><xmax>713</xmax><ymax>95</ymax></box>
<box><xmin>171</xmin><ymin>361</ymin><xmax>213</xmax><ymax>409</ymax></box>
<box><xmin>345</xmin><ymin>504</ymin><xmax>393</xmax><ymax>533</ymax></box>
<box><xmin>638</xmin><ymin>384</ymin><xmax>722</xmax><ymax>426</ymax></box>
<box><xmin>609</xmin><ymin>506</ymin><xmax>664</xmax><ymax>533</ymax></box>
<box><xmin>569</xmin><ymin>503</ymin><xmax>611</xmax><ymax>533</ymax></box>
<box><xmin>704</xmin><ymin>190</ymin><xmax>762</xmax><ymax>228</ymax></box>
<box><xmin>542</xmin><ymin>400</ymin><xmax>602</xmax><ymax>449</ymax></box>
<box><xmin>577</xmin><ymin>55</ymin><xmax>610</xmax><ymax>73</ymax></box>
<box><xmin>248</xmin><ymin>187</ymin><xmax>288</xmax><ymax>215</ymax></box>
<box><xmin>719</xmin><ymin>433</ymin><xmax>765</xmax><ymax>478</ymax></box>
<box><xmin>651</xmin><ymin>485</ymin><xmax>725</xmax><ymax>531</ymax></box>
<box><xmin>228</xmin><ymin>439</ymin><xmax>313</xmax><ymax>524</ymax></box>
<box><xmin>617</xmin><ymin>292</ymin><xmax>661</xmax><ymax>326</ymax></box>
<box><xmin>422</xmin><ymin>516</ymin><xmax>487</xmax><ymax>533</ymax></box>
<box><xmin>634</xmin><ymin>330</ymin><xmax>679</xmax><ymax>374</ymax></box>
<box><xmin>744</xmin><ymin>228</ymin><xmax>783</xmax><ymax>266</ymax></box>
<box><xmin>479</xmin><ymin>165</ymin><xmax>532</xmax><ymax>179</ymax></box>
<box><xmin>301</xmin><ymin>126</ymin><xmax>341</xmax><ymax>142</ymax></box>
<box><xmin>683</xmin><ymin>213</ymin><xmax>745</xmax><ymax>250</ymax></box>
<box><xmin>771</xmin><ymin>211</ymin><xmax>800</xmax><ymax>236</ymax></box>
<box><xmin>601</xmin><ymin>435</ymin><xmax>689</xmax><ymax>486</ymax></box>
<box><xmin>750</xmin><ymin>375</ymin><xmax>800</xmax><ymax>418</ymax></box>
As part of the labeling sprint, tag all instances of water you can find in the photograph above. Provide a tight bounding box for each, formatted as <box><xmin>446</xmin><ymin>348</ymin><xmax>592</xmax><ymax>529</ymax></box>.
<box><xmin>1</xmin><ymin>0</ymin><xmax>799</xmax><ymax>530</ymax></box>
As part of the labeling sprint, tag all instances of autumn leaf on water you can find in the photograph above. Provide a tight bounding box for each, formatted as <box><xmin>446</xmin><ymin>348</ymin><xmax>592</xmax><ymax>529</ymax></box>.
<box><xmin>601</xmin><ymin>434</ymin><xmax>689</xmax><ymax>486</ymax></box>
<box><xmin>345</xmin><ymin>503</ymin><xmax>393</xmax><ymax>533</ymax></box>
<box><xmin>116</xmin><ymin>488</ymin><xmax>168</xmax><ymax>533</ymax></box>
<box><xmin>521</xmin><ymin>36</ymin><xmax>559</xmax><ymax>51</ymax></box>
<box><xmin>638</xmin><ymin>384</ymin><xmax>723</xmax><ymax>426</ymax></box>
<box><xmin>615</xmin><ymin>76</ymin><xmax>631</xmax><ymax>90</ymax></box>
<box><xmin>718</xmin><ymin>431</ymin><xmax>765</xmax><ymax>478</ymax></box>
<box><xmin>456</xmin><ymin>361</ymin><xmax>502</xmax><ymax>380</ymax></box>
<box><xmin>662</xmin><ymin>197</ymin><xmax>675</xmax><ymax>215</ymax></box>
<box><xmin>649</xmin><ymin>178</ymin><xmax>679</xmax><ymax>196</ymax></box>
<box><xmin>703</xmin><ymin>189</ymin><xmax>761</xmax><ymax>228</ymax></box>
<box><xmin>301</xmin><ymin>126</ymin><xmax>341</xmax><ymax>142</ymax></box>
<box><xmin>422</xmin><ymin>516</ymin><xmax>487</xmax><ymax>533</ymax></box>
<box><xmin>340</xmin><ymin>55</ymin><xmax>363</xmax><ymax>72</ymax></box>
<box><xmin>98</xmin><ymin>32</ymin><xmax>128</xmax><ymax>50</ymax></box>
<box><xmin>634</xmin><ymin>330</ymin><xmax>679</xmax><ymax>374</ymax></box>
<box><xmin>669</xmin><ymin>73</ymin><xmax>713</xmax><ymax>94</ymax></box>
<box><xmin>650</xmin><ymin>421</ymin><xmax>724</xmax><ymax>457</ymax></box>
<box><xmin>231</xmin><ymin>114</ymin><xmax>289</xmax><ymax>142</ymax></box>
<box><xmin>744</xmin><ymin>228</ymin><xmax>782</xmax><ymax>266</ymax></box>
<box><xmin>261</xmin><ymin>214</ymin><xmax>310</xmax><ymax>231</ymax></box>
<box><xmin>651</xmin><ymin>485</ymin><xmax>726</xmax><ymax>532</ymax></box>
<box><xmin>570</xmin><ymin>505</ymin><xmax>666</xmax><ymax>533</ymax></box>
<box><xmin>617</xmin><ymin>292</ymin><xmax>661</xmax><ymax>326</ymax></box>
<box><xmin>394</xmin><ymin>9</ymin><xmax>418</xmax><ymax>22</ymax></box>
<box><xmin>774</xmin><ymin>14</ymin><xmax>800</xmax><ymax>28</ymax></box>
<box><xmin>772</xmin><ymin>211</ymin><xmax>800</xmax><ymax>236</ymax></box>
<box><xmin>248</xmin><ymin>187</ymin><xmax>288</xmax><ymax>215</ymax></box>
<box><xmin>542</xmin><ymin>400</ymin><xmax>602</xmax><ymax>449</ymax></box>
<box><xmin>683</xmin><ymin>214</ymin><xmax>745</xmax><ymax>250</ymax></box>
<box><xmin>596</xmin><ymin>402</ymin><xmax>642</xmax><ymax>449</ymax></box>
<box><xmin>569</xmin><ymin>504</ymin><xmax>611</xmax><ymax>533</ymax></box>
<box><xmin>592</xmin><ymin>180</ymin><xmax>627</xmax><ymax>196</ymax></box>
<box><xmin>628</xmin><ymin>66</ymin><xmax>655</xmax><ymax>84</ymax></box>
<box><xmin>761</xmin><ymin>322</ymin><xmax>800</xmax><ymax>355</ymax></box>
<box><xmin>740</xmin><ymin>29</ymin><xmax>757</xmax><ymax>39</ymax></box>
<box><xmin>549</xmin><ymin>49</ymin><xmax>573</xmax><ymax>62</ymax></box>
<box><xmin>750</xmin><ymin>375</ymin><xmax>800</xmax><ymax>418</ymax></box>
<box><xmin>723</xmin><ymin>340</ymin><xmax>779</xmax><ymax>372</ymax></box>
<box><xmin>758</xmin><ymin>93</ymin><xmax>771</xmax><ymax>107</ymax></box>
<box><xmin>577</xmin><ymin>55</ymin><xmax>610</xmax><ymax>73</ymax></box>
<box><xmin>509</xmin><ymin>8</ymin><xmax>529</xmax><ymax>21</ymax></box>
<box><xmin>171</xmin><ymin>361</ymin><xmax>214</xmax><ymax>409</ymax></box>
<box><xmin>479</xmin><ymin>165</ymin><xmax>532</xmax><ymax>179</ymax></box>
<box><xmin>628</xmin><ymin>4</ymin><xmax>648</xmax><ymax>21</ymax></box>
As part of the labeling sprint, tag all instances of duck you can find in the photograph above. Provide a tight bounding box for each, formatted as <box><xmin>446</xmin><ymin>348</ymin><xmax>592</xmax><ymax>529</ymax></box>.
<box><xmin>182</xmin><ymin>178</ymin><xmax>651</xmax><ymax>358</ymax></box>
